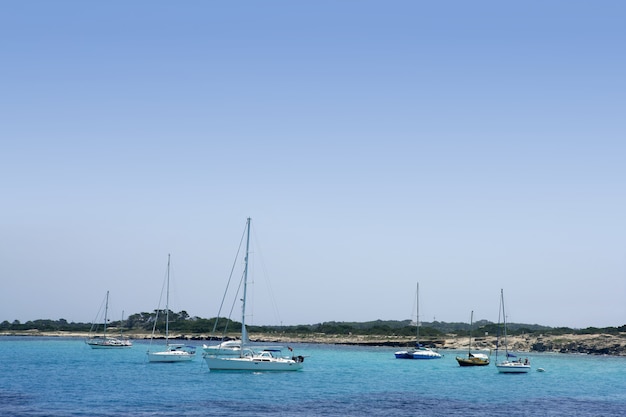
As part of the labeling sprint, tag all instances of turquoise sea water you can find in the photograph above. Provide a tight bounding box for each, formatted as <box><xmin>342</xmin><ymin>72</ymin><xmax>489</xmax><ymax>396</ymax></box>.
<box><xmin>1</xmin><ymin>337</ymin><xmax>625</xmax><ymax>416</ymax></box>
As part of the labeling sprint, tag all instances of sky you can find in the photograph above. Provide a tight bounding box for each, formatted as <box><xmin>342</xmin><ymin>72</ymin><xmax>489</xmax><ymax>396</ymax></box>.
<box><xmin>1</xmin><ymin>1</ymin><xmax>625</xmax><ymax>329</ymax></box>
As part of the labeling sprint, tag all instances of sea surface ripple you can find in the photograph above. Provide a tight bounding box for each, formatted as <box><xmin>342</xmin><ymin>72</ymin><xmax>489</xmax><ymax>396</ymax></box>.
<box><xmin>1</xmin><ymin>337</ymin><xmax>625</xmax><ymax>416</ymax></box>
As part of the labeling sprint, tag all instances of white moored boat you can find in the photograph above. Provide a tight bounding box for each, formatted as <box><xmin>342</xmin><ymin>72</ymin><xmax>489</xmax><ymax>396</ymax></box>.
<box><xmin>202</xmin><ymin>218</ymin><xmax>304</xmax><ymax>371</ymax></box>
<box><xmin>86</xmin><ymin>336</ymin><xmax>133</xmax><ymax>348</ymax></box>
<box><xmin>394</xmin><ymin>282</ymin><xmax>442</xmax><ymax>360</ymax></box>
<box><xmin>496</xmin><ymin>359</ymin><xmax>531</xmax><ymax>373</ymax></box>
<box><xmin>204</xmin><ymin>347</ymin><xmax>304</xmax><ymax>371</ymax></box>
<box><xmin>86</xmin><ymin>291</ymin><xmax>132</xmax><ymax>349</ymax></box>
<box><xmin>147</xmin><ymin>254</ymin><xmax>195</xmax><ymax>363</ymax></box>
<box><xmin>494</xmin><ymin>289</ymin><xmax>530</xmax><ymax>373</ymax></box>
<box><xmin>147</xmin><ymin>343</ymin><xmax>196</xmax><ymax>362</ymax></box>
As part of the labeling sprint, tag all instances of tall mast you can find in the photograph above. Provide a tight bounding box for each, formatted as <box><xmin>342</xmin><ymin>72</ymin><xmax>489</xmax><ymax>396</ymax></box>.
<box><xmin>415</xmin><ymin>282</ymin><xmax>420</xmax><ymax>347</ymax></box>
<box><xmin>241</xmin><ymin>218</ymin><xmax>251</xmax><ymax>345</ymax></box>
<box><xmin>165</xmin><ymin>254</ymin><xmax>170</xmax><ymax>346</ymax></box>
<box><xmin>468</xmin><ymin>310</ymin><xmax>473</xmax><ymax>356</ymax></box>
<box><xmin>104</xmin><ymin>290</ymin><xmax>109</xmax><ymax>338</ymax></box>
<box><xmin>501</xmin><ymin>288</ymin><xmax>508</xmax><ymax>356</ymax></box>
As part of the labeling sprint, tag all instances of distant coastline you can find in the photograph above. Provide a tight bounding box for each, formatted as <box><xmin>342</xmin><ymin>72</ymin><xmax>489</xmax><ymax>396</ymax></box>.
<box><xmin>3</xmin><ymin>330</ymin><xmax>625</xmax><ymax>356</ymax></box>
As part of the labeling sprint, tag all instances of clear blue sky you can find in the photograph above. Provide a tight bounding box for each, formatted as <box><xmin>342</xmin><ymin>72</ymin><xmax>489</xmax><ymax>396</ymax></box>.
<box><xmin>1</xmin><ymin>1</ymin><xmax>624</xmax><ymax>329</ymax></box>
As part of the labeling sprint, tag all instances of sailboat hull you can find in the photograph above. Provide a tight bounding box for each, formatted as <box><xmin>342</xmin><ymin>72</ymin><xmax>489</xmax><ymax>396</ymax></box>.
<box><xmin>147</xmin><ymin>351</ymin><xmax>195</xmax><ymax>362</ymax></box>
<box><xmin>456</xmin><ymin>355</ymin><xmax>490</xmax><ymax>366</ymax></box>
<box><xmin>86</xmin><ymin>337</ymin><xmax>132</xmax><ymax>348</ymax></box>
<box><xmin>147</xmin><ymin>343</ymin><xmax>196</xmax><ymax>362</ymax></box>
<box><xmin>394</xmin><ymin>348</ymin><xmax>442</xmax><ymax>359</ymax></box>
<box><xmin>204</xmin><ymin>355</ymin><xmax>303</xmax><ymax>371</ymax></box>
<box><xmin>412</xmin><ymin>350</ymin><xmax>442</xmax><ymax>359</ymax></box>
<box><xmin>496</xmin><ymin>361</ymin><xmax>531</xmax><ymax>373</ymax></box>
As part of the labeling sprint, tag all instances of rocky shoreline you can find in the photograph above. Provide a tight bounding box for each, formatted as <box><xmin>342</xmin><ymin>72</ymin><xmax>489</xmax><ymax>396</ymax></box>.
<box><xmin>324</xmin><ymin>333</ymin><xmax>626</xmax><ymax>356</ymax></box>
<box><xmin>3</xmin><ymin>330</ymin><xmax>626</xmax><ymax>356</ymax></box>
<box><xmin>246</xmin><ymin>332</ymin><xmax>626</xmax><ymax>356</ymax></box>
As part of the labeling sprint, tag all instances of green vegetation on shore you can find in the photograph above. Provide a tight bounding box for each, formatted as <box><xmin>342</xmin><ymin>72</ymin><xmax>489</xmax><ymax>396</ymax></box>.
<box><xmin>2</xmin><ymin>310</ymin><xmax>624</xmax><ymax>337</ymax></box>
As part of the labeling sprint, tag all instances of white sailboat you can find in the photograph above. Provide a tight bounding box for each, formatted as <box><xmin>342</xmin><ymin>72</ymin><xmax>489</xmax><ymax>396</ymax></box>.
<box><xmin>86</xmin><ymin>291</ymin><xmax>132</xmax><ymax>348</ymax></box>
<box><xmin>394</xmin><ymin>282</ymin><xmax>442</xmax><ymax>359</ymax></box>
<box><xmin>203</xmin><ymin>218</ymin><xmax>304</xmax><ymax>371</ymax></box>
<box><xmin>147</xmin><ymin>254</ymin><xmax>196</xmax><ymax>362</ymax></box>
<box><xmin>495</xmin><ymin>289</ymin><xmax>530</xmax><ymax>373</ymax></box>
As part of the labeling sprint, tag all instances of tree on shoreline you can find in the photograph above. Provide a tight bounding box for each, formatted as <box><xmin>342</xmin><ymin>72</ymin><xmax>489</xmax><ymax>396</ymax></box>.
<box><xmin>2</xmin><ymin>314</ymin><xmax>624</xmax><ymax>336</ymax></box>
